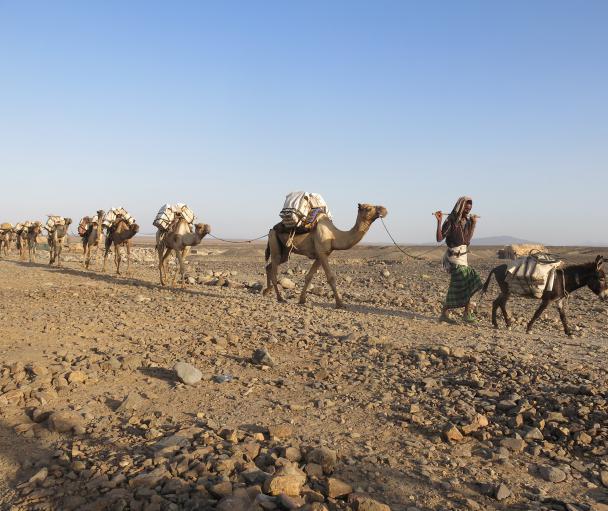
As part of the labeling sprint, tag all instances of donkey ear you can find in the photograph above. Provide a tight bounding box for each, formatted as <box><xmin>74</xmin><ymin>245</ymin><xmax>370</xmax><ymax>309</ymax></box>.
<box><xmin>596</xmin><ymin>255</ymin><xmax>604</xmax><ymax>269</ymax></box>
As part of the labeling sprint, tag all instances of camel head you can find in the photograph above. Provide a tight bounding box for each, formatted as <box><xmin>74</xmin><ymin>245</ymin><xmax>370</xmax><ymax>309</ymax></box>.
<box><xmin>194</xmin><ymin>223</ymin><xmax>211</xmax><ymax>237</ymax></box>
<box><xmin>64</xmin><ymin>218</ymin><xmax>73</xmax><ymax>227</ymax></box>
<box><xmin>131</xmin><ymin>223</ymin><xmax>140</xmax><ymax>234</ymax></box>
<box><xmin>357</xmin><ymin>204</ymin><xmax>388</xmax><ymax>222</ymax></box>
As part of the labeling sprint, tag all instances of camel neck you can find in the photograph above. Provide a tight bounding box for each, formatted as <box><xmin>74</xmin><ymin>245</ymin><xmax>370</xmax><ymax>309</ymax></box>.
<box><xmin>333</xmin><ymin>214</ymin><xmax>373</xmax><ymax>250</ymax></box>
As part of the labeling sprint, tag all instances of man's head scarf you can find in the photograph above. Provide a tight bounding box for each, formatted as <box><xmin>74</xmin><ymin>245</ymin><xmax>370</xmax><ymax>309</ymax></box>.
<box><xmin>449</xmin><ymin>196</ymin><xmax>473</xmax><ymax>222</ymax></box>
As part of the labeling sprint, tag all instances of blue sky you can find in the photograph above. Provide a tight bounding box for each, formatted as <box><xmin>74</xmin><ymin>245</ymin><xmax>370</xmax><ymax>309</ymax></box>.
<box><xmin>0</xmin><ymin>1</ymin><xmax>606</xmax><ymax>244</ymax></box>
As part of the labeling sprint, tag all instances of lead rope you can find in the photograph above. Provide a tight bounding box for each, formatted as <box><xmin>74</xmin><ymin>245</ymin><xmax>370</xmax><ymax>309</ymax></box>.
<box><xmin>207</xmin><ymin>233</ymin><xmax>268</xmax><ymax>244</ymax></box>
<box><xmin>379</xmin><ymin>217</ymin><xmax>441</xmax><ymax>260</ymax></box>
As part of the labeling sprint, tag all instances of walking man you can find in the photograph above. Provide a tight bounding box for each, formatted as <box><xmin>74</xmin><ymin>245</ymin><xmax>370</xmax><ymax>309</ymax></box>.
<box><xmin>434</xmin><ymin>197</ymin><xmax>482</xmax><ymax>323</ymax></box>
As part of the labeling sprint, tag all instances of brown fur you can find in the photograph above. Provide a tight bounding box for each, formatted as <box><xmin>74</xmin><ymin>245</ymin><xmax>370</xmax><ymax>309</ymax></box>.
<box><xmin>47</xmin><ymin>219</ymin><xmax>73</xmax><ymax>267</ymax></box>
<box><xmin>264</xmin><ymin>203</ymin><xmax>388</xmax><ymax>308</ymax></box>
<box><xmin>26</xmin><ymin>223</ymin><xmax>42</xmax><ymax>262</ymax></box>
<box><xmin>102</xmin><ymin>218</ymin><xmax>139</xmax><ymax>275</ymax></box>
<box><xmin>82</xmin><ymin>210</ymin><xmax>105</xmax><ymax>269</ymax></box>
<box><xmin>160</xmin><ymin>223</ymin><xmax>211</xmax><ymax>286</ymax></box>
<box><xmin>482</xmin><ymin>255</ymin><xmax>608</xmax><ymax>335</ymax></box>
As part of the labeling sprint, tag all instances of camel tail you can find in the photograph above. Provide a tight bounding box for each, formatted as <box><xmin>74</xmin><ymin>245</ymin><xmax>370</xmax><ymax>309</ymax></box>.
<box><xmin>265</xmin><ymin>241</ymin><xmax>270</xmax><ymax>262</ymax></box>
<box><xmin>482</xmin><ymin>268</ymin><xmax>497</xmax><ymax>294</ymax></box>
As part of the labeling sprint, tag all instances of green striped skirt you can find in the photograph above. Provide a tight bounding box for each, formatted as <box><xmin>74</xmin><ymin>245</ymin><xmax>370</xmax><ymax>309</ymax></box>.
<box><xmin>445</xmin><ymin>265</ymin><xmax>483</xmax><ymax>309</ymax></box>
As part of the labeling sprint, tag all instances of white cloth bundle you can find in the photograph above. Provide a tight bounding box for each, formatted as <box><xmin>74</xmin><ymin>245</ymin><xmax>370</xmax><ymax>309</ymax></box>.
<box><xmin>442</xmin><ymin>245</ymin><xmax>468</xmax><ymax>272</ymax></box>
<box><xmin>506</xmin><ymin>256</ymin><xmax>562</xmax><ymax>298</ymax></box>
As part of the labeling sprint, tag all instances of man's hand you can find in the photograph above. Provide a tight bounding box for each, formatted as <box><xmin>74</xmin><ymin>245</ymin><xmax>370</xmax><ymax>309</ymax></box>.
<box><xmin>471</xmin><ymin>214</ymin><xmax>480</xmax><ymax>223</ymax></box>
<box><xmin>434</xmin><ymin>211</ymin><xmax>443</xmax><ymax>221</ymax></box>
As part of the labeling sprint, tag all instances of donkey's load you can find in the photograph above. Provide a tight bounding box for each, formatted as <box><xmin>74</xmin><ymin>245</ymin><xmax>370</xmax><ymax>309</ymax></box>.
<box><xmin>153</xmin><ymin>203</ymin><xmax>196</xmax><ymax>231</ymax></box>
<box><xmin>103</xmin><ymin>208</ymin><xmax>136</xmax><ymax>229</ymax></box>
<box><xmin>279</xmin><ymin>192</ymin><xmax>332</xmax><ymax>229</ymax></box>
<box><xmin>506</xmin><ymin>253</ymin><xmax>562</xmax><ymax>298</ymax></box>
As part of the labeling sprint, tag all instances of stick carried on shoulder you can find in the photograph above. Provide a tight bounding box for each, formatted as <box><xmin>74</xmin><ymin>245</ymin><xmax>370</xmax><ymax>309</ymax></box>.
<box><xmin>432</xmin><ymin>212</ymin><xmax>481</xmax><ymax>218</ymax></box>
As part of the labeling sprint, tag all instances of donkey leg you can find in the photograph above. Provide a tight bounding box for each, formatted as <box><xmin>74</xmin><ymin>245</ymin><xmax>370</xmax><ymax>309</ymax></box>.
<box><xmin>491</xmin><ymin>297</ymin><xmax>500</xmax><ymax>328</ymax></box>
<box><xmin>526</xmin><ymin>300</ymin><xmax>550</xmax><ymax>333</ymax></box>
<box><xmin>299</xmin><ymin>260</ymin><xmax>321</xmax><ymax>304</ymax></box>
<box><xmin>499</xmin><ymin>293</ymin><xmax>512</xmax><ymax>328</ymax></box>
<box><xmin>319</xmin><ymin>255</ymin><xmax>343</xmax><ymax>309</ymax></box>
<box><xmin>556</xmin><ymin>299</ymin><xmax>573</xmax><ymax>336</ymax></box>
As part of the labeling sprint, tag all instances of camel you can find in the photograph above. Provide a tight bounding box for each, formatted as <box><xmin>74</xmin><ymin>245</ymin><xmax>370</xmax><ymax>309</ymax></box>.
<box><xmin>26</xmin><ymin>222</ymin><xmax>42</xmax><ymax>262</ymax></box>
<box><xmin>17</xmin><ymin>227</ymin><xmax>29</xmax><ymax>260</ymax></box>
<box><xmin>0</xmin><ymin>229</ymin><xmax>13</xmax><ymax>257</ymax></box>
<box><xmin>156</xmin><ymin>213</ymin><xmax>191</xmax><ymax>285</ymax></box>
<box><xmin>102</xmin><ymin>217</ymin><xmax>139</xmax><ymax>275</ymax></box>
<box><xmin>47</xmin><ymin>219</ymin><xmax>73</xmax><ymax>267</ymax></box>
<box><xmin>82</xmin><ymin>210</ymin><xmax>105</xmax><ymax>269</ymax></box>
<box><xmin>264</xmin><ymin>203</ymin><xmax>388</xmax><ymax>308</ymax></box>
<box><xmin>160</xmin><ymin>222</ymin><xmax>211</xmax><ymax>286</ymax></box>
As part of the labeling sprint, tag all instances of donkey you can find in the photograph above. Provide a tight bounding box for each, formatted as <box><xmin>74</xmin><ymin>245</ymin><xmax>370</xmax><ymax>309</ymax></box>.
<box><xmin>482</xmin><ymin>255</ymin><xmax>608</xmax><ymax>335</ymax></box>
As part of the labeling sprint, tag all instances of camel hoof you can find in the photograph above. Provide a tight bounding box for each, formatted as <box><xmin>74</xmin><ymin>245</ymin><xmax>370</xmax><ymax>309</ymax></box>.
<box><xmin>298</xmin><ymin>298</ymin><xmax>306</xmax><ymax>305</ymax></box>
<box><xmin>277</xmin><ymin>298</ymin><xmax>287</xmax><ymax>304</ymax></box>
<box><xmin>335</xmin><ymin>302</ymin><xmax>344</xmax><ymax>309</ymax></box>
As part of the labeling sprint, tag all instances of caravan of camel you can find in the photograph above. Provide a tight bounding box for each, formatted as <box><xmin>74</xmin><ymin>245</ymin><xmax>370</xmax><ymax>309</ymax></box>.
<box><xmin>0</xmin><ymin>194</ymin><xmax>606</xmax><ymax>337</ymax></box>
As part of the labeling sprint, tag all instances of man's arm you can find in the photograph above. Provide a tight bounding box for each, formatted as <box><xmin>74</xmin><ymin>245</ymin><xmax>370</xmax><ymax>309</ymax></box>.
<box><xmin>435</xmin><ymin>211</ymin><xmax>446</xmax><ymax>242</ymax></box>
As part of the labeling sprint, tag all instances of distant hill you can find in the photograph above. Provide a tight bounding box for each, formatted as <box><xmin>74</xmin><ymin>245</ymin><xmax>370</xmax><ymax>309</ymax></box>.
<box><xmin>471</xmin><ymin>235</ymin><xmax>540</xmax><ymax>246</ymax></box>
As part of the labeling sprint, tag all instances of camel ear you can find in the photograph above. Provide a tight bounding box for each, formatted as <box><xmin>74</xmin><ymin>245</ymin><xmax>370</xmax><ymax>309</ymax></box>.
<box><xmin>358</xmin><ymin>203</ymin><xmax>362</xmax><ymax>210</ymax></box>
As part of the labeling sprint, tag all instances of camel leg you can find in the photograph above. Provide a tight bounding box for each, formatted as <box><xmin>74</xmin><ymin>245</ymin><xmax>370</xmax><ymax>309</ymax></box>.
<box><xmin>160</xmin><ymin>248</ymin><xmax>173</xmax><ymax>286</ymax></box>
<box><xmin>102</xmin><ymin>245</ymin><xmax>110</xmax><ymax>273</ymax></box>
<box><xmin>299</xmin><ymin>260</ymin><xmax>321</xmax><ymax>304</ymax></box>
<box><xmin>318</xmin><ymin>255</ymin><xmax>343</xmax><ymax>308</ymax></box>
<box><xmin>92</xmin><ymin>242</ymin><xmax>100</xmax><ymax>269</ymax></box>
<box><xmin>268</xmin><ymin>260</ymin><xmax>285</xmax><ymax>303</ymax></box>
<box><xmin>526</xmin><ymin>299</ymin><xmax>550</xmax><ymax>333</ymax></box>
<box><xmin>115</xmin><ymin>244</ymin><xmax>121</xmax><ymax>275</ymax></box>
<box><xmin>170</xmin><ymin>249</ymin><xmax>183</xmax><ymax>287</ymax></box>
<box><xmin>263</xmin><ymin>262</ymin><xmax>274</xmax><ymax>296</ymax></box>
<box><xmin>174</xmin><ymin>249</ymin><xmax>187</xmax><ymax>287</ymax></box>
<box><xmin>499</xmin><ymin>293</ymin><xmax>512</xmax><ymax>327</ymax></box>
<box><xmin>126</xmin><ymin>241</ymin><xmax>131</xmax><ymax>276</ymax></box>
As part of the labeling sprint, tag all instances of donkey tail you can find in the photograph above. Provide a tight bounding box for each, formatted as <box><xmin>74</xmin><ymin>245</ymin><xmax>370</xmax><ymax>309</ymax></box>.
<box><xmin>482</xmin><ymin>268</ymin><xmax>497</xmax><ymax>294</ymax></box>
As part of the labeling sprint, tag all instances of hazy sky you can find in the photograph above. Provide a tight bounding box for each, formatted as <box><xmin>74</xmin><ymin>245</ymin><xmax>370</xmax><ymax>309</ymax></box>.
<box><xmin>1</xmin><ymin>1</ymin><xmax>606</xmax><ymax>244</ymax></box>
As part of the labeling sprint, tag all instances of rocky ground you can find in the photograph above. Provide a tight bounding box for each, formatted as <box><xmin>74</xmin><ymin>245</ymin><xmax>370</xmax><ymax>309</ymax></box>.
<box><xmin>1</xmin><ymin>240</ymin><xmax>608</xmax><ymax>511</ymax></box>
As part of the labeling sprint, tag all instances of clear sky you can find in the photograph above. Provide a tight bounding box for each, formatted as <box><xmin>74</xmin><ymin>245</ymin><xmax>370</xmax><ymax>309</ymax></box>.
<box><xmin>1</xmin><ymin>1</ymin><xmax>606</xmax><ymax>244</ymax></box>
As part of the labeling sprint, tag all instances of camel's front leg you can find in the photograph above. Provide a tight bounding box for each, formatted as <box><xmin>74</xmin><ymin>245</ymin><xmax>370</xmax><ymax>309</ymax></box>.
<box><xmin>115</xmin><ymin>244</ymin><xmax>121</xmax><ymax>275</ymax></box>
<box><xmin>92</xmin><ymin>242</ymin><xmax>100</xmax><ymax>269</ymax></box>
<box><xmin>102</xmin><ymin>244</ymin><xmax>110</xmax><ymax>273</ymax></box>
<box><xmin>126</xmin><ymin>241</ymin><xmax>131</xmax><ymax>276</ymax></box>
<box><xmin>269</xmin><ymin>260</ymin><xmax>285</xmax><ymax>303</ymax></box>
<box><xmin>299</xmin><ymin>260</ymin><xmax>321</xmax><ymax>304</ymax></box>
<box><xmin>319</xmin><ymin>255</ymin><xmax>343</xmax><ymax>308</ymax></box>
<box><xmin>174</xmin><ymin>249</ymin><xmax>187</xmax><ymax>287</ymax></box>
<box><xmin>160</xmin><ymin>248</ymin><xmax>174</xmax><ymax>286</ymax></box>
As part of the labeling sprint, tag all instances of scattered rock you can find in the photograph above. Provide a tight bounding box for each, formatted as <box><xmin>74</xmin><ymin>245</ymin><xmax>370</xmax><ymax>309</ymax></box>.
<box><xmin>252</xmin><ymin>347</ymin><xmax>275</xmax><ymax>367</ymax></box>
<box><xmin>173</xmin><ymin>361</ymin><xmax>202</xmax><ymax>385</ymax></box>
